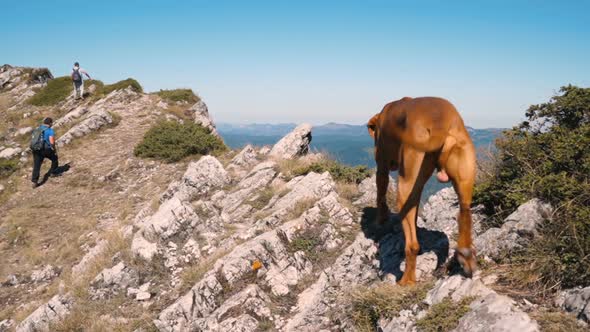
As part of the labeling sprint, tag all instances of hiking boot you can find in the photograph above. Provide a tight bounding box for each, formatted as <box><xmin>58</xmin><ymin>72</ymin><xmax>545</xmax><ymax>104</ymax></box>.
<box><xmin>32</xmin><ymin>182</ymin><xmax>39</xmax><ymax>189</ymax></box>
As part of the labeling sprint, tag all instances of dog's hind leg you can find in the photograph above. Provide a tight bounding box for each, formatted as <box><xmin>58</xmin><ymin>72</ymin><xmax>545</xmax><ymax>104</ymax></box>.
<box><xmin>445</xmin><ymin>141</ymin><xmax>477</xmax><ymax>277</ymax></box>
<box><xmin>397</xmin><ymin>147</ymin><xmax>437</xmax><ymax>285</ymax></box>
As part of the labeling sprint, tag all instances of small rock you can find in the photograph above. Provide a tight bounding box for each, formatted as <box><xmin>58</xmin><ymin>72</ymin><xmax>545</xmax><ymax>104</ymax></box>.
<box><xmin>136</xmin><ymin>291</ymin><xmax>151</xmax><ymax>301</ymax></box>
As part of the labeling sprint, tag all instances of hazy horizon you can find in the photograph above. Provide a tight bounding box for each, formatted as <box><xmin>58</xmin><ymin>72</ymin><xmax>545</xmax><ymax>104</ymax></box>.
<box><xmin>3</xmin><ymin>1</ymin><xmax>589</xmax><ymax>128</ymax></box>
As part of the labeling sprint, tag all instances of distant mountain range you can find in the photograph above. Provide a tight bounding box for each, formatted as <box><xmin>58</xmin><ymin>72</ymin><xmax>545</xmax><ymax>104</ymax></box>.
<box><xmin>218</xmin><ymin>122</ymin><xmax>505</xmax><ymax>200</ymax></box>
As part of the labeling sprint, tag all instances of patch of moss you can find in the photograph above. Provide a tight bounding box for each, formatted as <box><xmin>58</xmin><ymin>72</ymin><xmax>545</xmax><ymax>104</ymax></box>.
<box><xmin>156</xmin><ymin>89</ymin><xmax>200</xmax><ymax>104</ymax></box>
<box><xmin>0</xmin><ymin>158</ymin><xmax>19</xmax><ymax>178</ymax></box>
<box><xmin>415</xmin><ymin>297</ymin><xmax>474</xmax><ymax>332</ymax></box>
<box><xmin>134</xmin><ymin>120</ymin><xmax>226</xmax><ymax>162</ymax></box>
<box><xmin>27</xmin><ymin>76</ymin><xmax>72</xmax><ymax>106</ymax></box>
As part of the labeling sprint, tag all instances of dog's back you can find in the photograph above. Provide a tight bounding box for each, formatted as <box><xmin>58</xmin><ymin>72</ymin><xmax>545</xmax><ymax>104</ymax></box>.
<box><xmin>378</xmin><ymin>96</ymin><xmax>469</xmax><ymax>152</ymax></box>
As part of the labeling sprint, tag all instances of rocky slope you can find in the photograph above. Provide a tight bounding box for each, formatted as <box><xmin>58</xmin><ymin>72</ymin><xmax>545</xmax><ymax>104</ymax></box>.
<box><xmin>1</xmin><ymin>65</ymin><xmax>588</xmax><ymax>331</ymax></box>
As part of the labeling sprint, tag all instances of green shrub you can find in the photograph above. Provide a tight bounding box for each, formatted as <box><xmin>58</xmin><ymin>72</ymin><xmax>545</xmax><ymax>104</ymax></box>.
<box><xmin>134</xmin><ymin>121</ymin><xmax>226</xmax><ymax>162</ymax></box>
<box><xmin>474</xmin><ymin>85</ymin><xmax>590</xmax><ymax>289</ymax></box>
<box><xmin>27</xmin><ymin>76</ymin><xmax>72</xmax><ymax>106</ymax></box>
<box><xmin>102</xmin><ymin>78</ymin><xmax>143</xmax><ymax>95</ymax></box>
<box><xmin>415</xmin><ymin>297</ymin><xmax>474</xmax><ymax>332</ymax></box>
<box><xmin>156</xmin><ymin>89</ymin><xmax>200</xmax><ymax>104</ymax></box>
<box><xmin>294</xmin><ymin>158</ymin><xmax>372</xmax><ymax>184</ymax></box>
<box><xmin>0</xmin><ymin>158</ymin><xmax>19</xmax><ymax>178</ymax></box>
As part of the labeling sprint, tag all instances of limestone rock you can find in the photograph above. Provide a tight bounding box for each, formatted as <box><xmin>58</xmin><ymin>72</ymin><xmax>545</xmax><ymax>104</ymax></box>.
<box><xmin>269</xmin><ymin>123</ymin><xmax>312</xmax><ymax>159</ymax></box>
<box><xmin>30</xmin><ymin>265</ymin><xmax>60</xmax><ymax>283</ymax></box>
<box><xmin>0</xmin><ymin>147</ymin><xmax>22</xmax><ymax>159</ymax></box>
<box><xmin>189</xmin><ymin>100</ymin><xmax>220</xmax><ymax>138</ymax></box>
<box><xmin>131</xmin><ymin>233</ymin><xmax>159</xmax><ymax>261</ymax></box>
<box><xmin>15</xmin><ymin>127</ymin><xmax>33</xmax><ymax>136</ymax></box>
<box><xmin>0</xmin><ymin>319</ymin><xmax>15</xmax><ymax>332</ymax></box>
<box><xmin>92</xmin><ymin>261</ymin><xmax>139</xmax><ymax>289</ymax></box>
<box><xmin>453</xmin><ymin>293</ymin><xmax>539</xmax><ymax>332</ymax></box>
<box><xmin>556</xmin><ymin>286</ymin><xmax>590</xmax><ymax>322</ymax></box>
<box><xmin>425</xmin><ymin>275</ymin><xmax>494</xmax><ymax>306</ymax></box>
<box><xmin>56</xmin><ymin>110</ymin><xmax>112</xmax><ymax>147</ymax></box>
<box><xmin>16</xmin><ymin>294</ymin><xmax>73</xmax><ymax>332</ymax></box>
<box><xmin>353</xmin><ymin>174</ymin><xmax>395</xmax><ymax>207</ymax></box>
<box><xmin>230</xmin><ymin>144</ymin><xmax>258</xmax><ymax>167</ymax></box>
<box><xmin>475</xmin><ymin>199</ymin><xmax>551</xmax><ymax>260</ymax></box>
<box><xmin>71</xmin><ymin>239</ymin><xmax>107</xmax><ymax>276</ymax></box>
<box><xmin>162</xmin><ymin>156</ymin><xmax>230</xmax><ymax>202</ymax></box>
<box><xmin>257</xmin><ymin>171</ymin><xmax>335</xmax><ymax>228</ymax></box>
<box><xmin>419</xmin><ymin>187</ymin><xmax>484</xmax><ymax>239</ymax></box>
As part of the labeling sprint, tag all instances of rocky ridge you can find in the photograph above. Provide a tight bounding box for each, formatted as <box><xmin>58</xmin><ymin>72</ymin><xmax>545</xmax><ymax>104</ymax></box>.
<box><xmin>1</xmin><ymin>66</ymin><xmax>587</xmax><ymax>331</ymax></box>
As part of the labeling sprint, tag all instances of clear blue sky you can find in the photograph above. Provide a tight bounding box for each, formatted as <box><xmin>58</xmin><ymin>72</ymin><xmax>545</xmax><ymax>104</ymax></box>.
<box><xmin>2</xmin><ymin>1</ymin><xmax>589</xmax><ymax>128</ymax></box>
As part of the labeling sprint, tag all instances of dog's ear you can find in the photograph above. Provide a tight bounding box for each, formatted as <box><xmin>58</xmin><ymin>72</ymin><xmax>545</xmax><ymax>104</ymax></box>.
<box><xmin>367</xmin><ymin>113</ymin><xmax>380</xmax><ymax>138</ymax></box>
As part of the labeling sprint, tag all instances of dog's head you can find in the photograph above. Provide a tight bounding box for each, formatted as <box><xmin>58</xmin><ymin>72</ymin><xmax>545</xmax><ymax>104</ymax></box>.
<box><xmin>367</xmin><ymin>113</ymin><xmax>381</xmax><ymax>139</ymax></box>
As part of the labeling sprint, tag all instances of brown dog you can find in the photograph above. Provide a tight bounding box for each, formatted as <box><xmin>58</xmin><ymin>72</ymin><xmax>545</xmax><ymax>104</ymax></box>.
<box><xmin>367</xmin><ymin>96</ymin><xmax>477</xmax><ymax>285</ymax></box>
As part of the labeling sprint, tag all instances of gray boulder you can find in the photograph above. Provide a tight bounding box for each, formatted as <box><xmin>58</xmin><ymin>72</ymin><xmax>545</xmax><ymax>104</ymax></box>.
<box><xmin>555</xmin><ymin>286</ymin><xmax>590</xmax><ymax>322</ymax></box>
<box><xmin>453</xmin><ymin>293</ymin><xmax>539</xmax><ymax>332</ymax></box>
<box><xmin>16</xmin><ymin>294</ymin><xmax>73</xmax><ymax>332</ymax></box>
<box><xmin>189</xmin><ymin>100</ymin><xmax>220</xmax><ymax>138</ymax></box>
<box><xmin>475</xmin><ymin>199</ymin><xmax>551</xmax><ymax>260</ymax></box>
<box><xmin>269</xmin><ymin>123</ymin><xmax>312</xmax><ymax>159</ymax></box>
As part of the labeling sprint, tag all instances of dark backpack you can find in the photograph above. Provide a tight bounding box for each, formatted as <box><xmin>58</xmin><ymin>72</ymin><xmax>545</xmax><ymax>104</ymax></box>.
<box><xmin>30</xmin><ymin>127</ymin><xmax>47</xmax><ymax>152</ymax></box>
<box><xmin>72</xmin><ymin>68</ymin><xmax>81</xmax><ymax>82</ymax></box>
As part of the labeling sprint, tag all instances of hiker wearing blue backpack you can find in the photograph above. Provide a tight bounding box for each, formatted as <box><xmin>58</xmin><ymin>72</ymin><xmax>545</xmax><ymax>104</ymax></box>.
<box><xmin>30</xmin><ymin>117</ymin><xmax>58</xmax><ymax>188</ymax></box>
<box><xmin>71</xmin><ymin>62</ymin><xmax>91</xmax><ymax>99</ymax></box>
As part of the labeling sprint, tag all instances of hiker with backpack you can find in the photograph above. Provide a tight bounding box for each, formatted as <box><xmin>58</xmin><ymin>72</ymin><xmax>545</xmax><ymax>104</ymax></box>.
<box><xmin>71</xmin><ymin>62</ymin><xmax>91</xmax><ymax>99</ymax></box>
<box><xmin>30</xmin><ymin>117</ymin><xmax>59</xmax><ymax>188</ymax></box>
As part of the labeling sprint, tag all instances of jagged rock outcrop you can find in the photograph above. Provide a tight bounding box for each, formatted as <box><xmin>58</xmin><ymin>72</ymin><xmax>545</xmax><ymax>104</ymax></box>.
<box><xmin>90</xmin><ymin>261</ymin><xmax>139</xmax><ymax>299</ymax></box>
<box><xmin>132</xmin><ymin>156</ymin><xmax>230</xmax><ymax>261</ymax></box>
<box><xmin>16</xmin><ymin>294</ymin><xmax>73</xmax><ymax>332</ymax></box>
<box><xmin>419</xmin><ymin>187</ymin><xmax>485</xmax><ymax>239</ymax></box>
<box><xmin>189</xmin><ymin>100</ymin><xmax>220</xmax><ymax>138</ymax></box>
<box><xmin>475</xmin><ymin>198</ymin><xmax>552</xmax><ymax>261</ymax></box>
<box><xmin>556</xmin><ymin>286</ymin><xmax>590</xmax><ymax>323</ymax></box>
<box><xmin>269</xmin><ymin>123</ymin><xmax>312</xmax><ymax>159</ymax></box>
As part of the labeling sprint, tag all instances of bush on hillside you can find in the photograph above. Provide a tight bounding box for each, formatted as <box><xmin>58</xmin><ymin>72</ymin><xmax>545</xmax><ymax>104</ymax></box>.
<box><xmin>134</xmin><ymin>121</ymin><xmax>226</xmax><ymax>162</ymax></box>
<box><xmin>156</xmin><ymin>89</ymin><xmax>200</xmax><ymax>104</ymax></box>
<box><xmin>0</xmin><ymin>159</ymin><xmax>19</xmax><ymax>179</ymax></box>
<box><xmin>293</xmin><ymin>158</ymin><xmax>373</xmax><ymax>184</ymax></box>
<box><xmin>102</xmin><ymin>78</ymin><xmax>143</xmax><ymax>95</ymax></box>
<box><xmin>474</xmin><ymin>85</ymin><xmax>590</xmax><ymax>289</ymax></box>
<box><xmin>27</xmin><ymin>76</ymin><xmax>72</xmax><ymax>106</ymax></box>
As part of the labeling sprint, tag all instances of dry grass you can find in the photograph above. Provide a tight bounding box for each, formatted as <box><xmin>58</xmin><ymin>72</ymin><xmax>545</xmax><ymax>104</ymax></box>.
<box><xmin>347</xmin><ymin>281</ymin><xmax>432</xmax><ymax>332</ymax></box>
<box><xmin>179</xmin><ymin>249</ymin><xmax>230</xmax><ymax>294</ymax></box>
<box><xmin>284</xmin><ymin>198</ymin><xmax>317</xmax><ymax>221</ymax></box>
<box><xmin>531</xmin><ymin>311</ymin><xmax>587</xmax><ymax>332</ymax></box>
<box><xmin>415</xmin><ymin>296</ymin><xmax>475</xmax><ymax>332</ymax></box>
<box><xmin>247</xmin><ymin>187</ymin><xmax>275</xmax><ymax>210</ymax></box>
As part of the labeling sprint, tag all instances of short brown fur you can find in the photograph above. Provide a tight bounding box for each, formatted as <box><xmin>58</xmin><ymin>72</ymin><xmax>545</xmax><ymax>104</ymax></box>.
<box><xmin>368</xmin><ymin>96</ymin><xmax>477</xmax><ymax>285</ymax></box>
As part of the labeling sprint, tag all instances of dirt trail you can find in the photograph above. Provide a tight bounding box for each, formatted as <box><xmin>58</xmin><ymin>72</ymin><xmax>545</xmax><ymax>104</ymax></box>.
<box><xmin>0</xmin><ymin>95</ymin><xmax>185</xmax><ymax>318</ymax></box>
